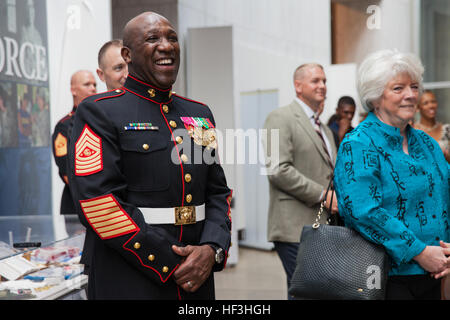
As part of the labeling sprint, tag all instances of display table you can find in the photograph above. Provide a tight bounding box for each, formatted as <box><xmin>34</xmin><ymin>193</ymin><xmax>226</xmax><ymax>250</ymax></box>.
<box><xmin>0</xmin><ymin>233</ymin><xmax>87</xmax><ymax>300</ymax></box>
<box><xmin>30</xmin><ymin>274</ymin><xmax>88</xmax><ymax>300</ymax></box>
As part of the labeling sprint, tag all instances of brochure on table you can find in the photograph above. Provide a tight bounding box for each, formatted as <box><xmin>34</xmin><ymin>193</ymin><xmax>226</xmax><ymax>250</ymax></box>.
<box><xmin>0</xmin><ymin>233</ymin><xmax>86</xmax><ymax>300</ymax></box>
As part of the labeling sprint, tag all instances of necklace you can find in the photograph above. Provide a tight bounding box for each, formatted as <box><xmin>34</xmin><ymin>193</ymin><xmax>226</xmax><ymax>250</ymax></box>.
<box><xmin>416</xmin><ymin>121</ymin><xmax>440</xmax><ymax>132</ymax></box>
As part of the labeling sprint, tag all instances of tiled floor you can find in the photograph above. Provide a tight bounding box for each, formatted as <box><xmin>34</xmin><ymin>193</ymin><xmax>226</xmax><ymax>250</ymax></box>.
<box><xmin>214</xmin><ymin>246</ymin><xmax>287</xmax><ymax>300</ymax></box>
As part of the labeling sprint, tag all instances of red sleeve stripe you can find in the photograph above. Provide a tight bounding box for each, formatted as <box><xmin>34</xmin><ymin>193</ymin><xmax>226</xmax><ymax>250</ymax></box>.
<box><xmin>80</xmin><ymin>194</ymin><xmax>139</xmax><ymax>240</ymax></box>
<box><xmin>226</xmin><ymin>189</ymin><xmax>233</xmax><ymax>221</ymax></box>
<box><xmin>82</xmin><ymin>201</ymin><xmax>116</xmax><ymax>213</ymax></box>
<box><xmin>122</xmin><ymin>232</ymin><xmax>179</xmax><ymax>283</ymax></box>
<box><xmin>222</xmin><ymin>190</ymin><xmax>233</xmax><ymax>269</ymax></box>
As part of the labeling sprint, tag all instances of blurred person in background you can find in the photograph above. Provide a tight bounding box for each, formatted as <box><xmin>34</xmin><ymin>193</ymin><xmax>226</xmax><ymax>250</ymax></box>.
<box><xmin>18</xmin><ymin>90</ymin><xmax>33</xmax><ymax>147</ymax></box>
<box><xmin>31</xmin><ymin>87</ymin><xmax>50</xmax><ymax>147</ymax></box>
<box><xmin>52</xmin><ymin>70</ymin><xmax>97</xmax><ymax>228</ymax></box>
<box><xmin>52</xmin><ymin>70</ymin><xmax>96</xmax><ymax>285</ymax></box>
<box><xmin>96</xmin><ymin>39</ymin><xmax>128</xmax><ymax>91</ymax></box>
<box><xmin>414</xmin><ymin>90</ymin><xmax>449</xmax><ymax>163</ymax></box>
<box><xmin>263</xmin><ymin>63</ymin><xmax>337</xmax><ymax>299</ymax></box>
<box><xmin>0</xmin><ymin>85</ymin><xmax>16</xmax><ymax>147</ymax></box>
<box><xmin>327</xmin><ymin>95</ymin><xmax>356</xmax><ymax>147</ymax></box>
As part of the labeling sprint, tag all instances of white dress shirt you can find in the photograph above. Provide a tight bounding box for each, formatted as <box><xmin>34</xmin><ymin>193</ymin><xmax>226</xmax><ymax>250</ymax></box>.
<box><xmin>294</xmin><ymin>97</ymin><xmax>334</xmax><ymax>160</ymax></box>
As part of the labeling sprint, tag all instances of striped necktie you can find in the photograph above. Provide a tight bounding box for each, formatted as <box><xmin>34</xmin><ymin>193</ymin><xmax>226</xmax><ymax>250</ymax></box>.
<box><xmin>313</xmin><ymin>115</ymin><xmax>334</xmax><ymax>169</ymax></box>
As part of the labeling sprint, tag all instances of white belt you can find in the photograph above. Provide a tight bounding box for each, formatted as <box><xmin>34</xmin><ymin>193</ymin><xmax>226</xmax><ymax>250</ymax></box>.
<box><xmin>139</xmin><ymin>205</ymin><xmax>205</xmax><ymax>225</ymax></box>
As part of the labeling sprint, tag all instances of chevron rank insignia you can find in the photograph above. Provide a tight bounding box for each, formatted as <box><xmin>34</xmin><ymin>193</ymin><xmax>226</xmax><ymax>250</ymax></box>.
<box><xmin>54</xmin><ymin>133</ymin><xmax>68</xmax><ymax>157</ymax></box>
<box><xmin>79</xmin><ymin>194</ymin><xmax>139</xmax><ymax>240</ymax></box>
<box><xmin>75</xmin><ymin>124</ymin><xmax>103</xmax><ymax>176</ymax></box>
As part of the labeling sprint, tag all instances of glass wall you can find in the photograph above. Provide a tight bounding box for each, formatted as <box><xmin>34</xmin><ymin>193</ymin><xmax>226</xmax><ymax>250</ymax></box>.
<box><xmin>0</xmin><ymin>0</ymin><xmax>53</xmax><ymax>244</ymax></box>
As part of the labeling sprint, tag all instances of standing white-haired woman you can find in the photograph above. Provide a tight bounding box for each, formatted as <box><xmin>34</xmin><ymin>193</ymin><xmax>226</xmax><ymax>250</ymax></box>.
<box><xmin>333</xmin><ymin>49</ymin><xmax>450</xmax><ymax>300</ymax></box>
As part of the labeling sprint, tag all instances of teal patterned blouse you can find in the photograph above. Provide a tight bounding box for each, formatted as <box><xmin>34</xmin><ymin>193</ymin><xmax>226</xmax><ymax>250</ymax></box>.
<box><xmin>334</xmin><ymin>112</ymin><xmax>450</xmax><ymax>276</ymax></box>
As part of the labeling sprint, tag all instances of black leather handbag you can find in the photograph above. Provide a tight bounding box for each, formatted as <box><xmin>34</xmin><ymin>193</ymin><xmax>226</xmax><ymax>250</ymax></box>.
<box><xmin>288</xmin><ymin>179</ymin><xmax>390</xmax><ymax>300</ymax></box>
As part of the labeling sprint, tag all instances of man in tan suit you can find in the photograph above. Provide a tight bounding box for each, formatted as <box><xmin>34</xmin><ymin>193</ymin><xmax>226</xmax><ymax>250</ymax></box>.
<box><xmin>262</xmin><ymin>63</ymin><xmax>338</xmax><ymax>299</ymax></box>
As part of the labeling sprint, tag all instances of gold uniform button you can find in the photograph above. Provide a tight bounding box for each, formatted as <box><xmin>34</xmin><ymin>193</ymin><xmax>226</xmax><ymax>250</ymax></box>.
<box><xmin>180</xmin><ymin>154</ymin><xmax>188</xmax><ymax>163</ymax></box>
<box><xmin>115</xmin><ymin>89</ymin><xmax>122</xmax><ymax>93</ymax></box>
<box><xmin>133</xmin><ymin>242</ymin><xmax>141</xmax><ymax>249</ymax></box>
<box><xmin>162</xmin><ymin>266</ymin><xmax>169</xmax><ymax>273</ymax></box>
<box><xmin>148</xmin><ymin>254</ymin><xmax>155</xmax><ymax>262</ymax></box>
<box><xmin>175</xmin><ymin>136</ymin><xmax>183</xmax><ymax>144</ymax></box>
<box><xmin>169</xmin><ymin>120</ymin><xmax>177</xmax><ymax>128</ymax></box>
<box><xmin>142</xmin><ymin>143</ymin><xmax>149</xmax><ymax>150</ymax></box>
<box><xmin>162</xmin><ymin>105</ymin><xmax>169</xmax><ymax>113</ymax></box>
<box><xmin>186</xmin><ymin>194</ymin><xmax>192</xmax><ymax>203</ymax></box>
<box><xmin>148</xmin><ymin>89</ymin><xmax>156</xmax><ymax>97</ymax></box>
<box><xmin>185</xmin><ymin>174</ymin><xmax>192</xmax><ymax>183</ymax></box>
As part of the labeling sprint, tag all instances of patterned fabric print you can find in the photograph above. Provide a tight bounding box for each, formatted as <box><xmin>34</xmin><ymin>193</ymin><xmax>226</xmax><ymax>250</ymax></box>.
<box><xmin>334</xmin><ymin>112</ymin><xmax>450</xmax><ymax>276</ymax></box>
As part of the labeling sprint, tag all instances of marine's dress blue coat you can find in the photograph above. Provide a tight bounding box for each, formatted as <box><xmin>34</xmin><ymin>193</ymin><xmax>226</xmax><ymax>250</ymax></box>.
<box><xmin>68</xmin><ymin>75</ymin><xmax>232</xmax><ymax>299</ymax></box>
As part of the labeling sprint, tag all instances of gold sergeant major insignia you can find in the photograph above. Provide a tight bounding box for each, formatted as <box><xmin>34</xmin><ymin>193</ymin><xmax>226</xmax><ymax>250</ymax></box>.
<box><xmin>75</xmin><ymin>124</ymin><xmax>103</xmax><ymax>176</ymax></box>
<box><xmin>54</xmin><ymin>133</ymin><xmax>68</xmax><ymax>157</ymax></box>
<box><xmin>79</xmin><ymin>194</ymin><xmax>139</xmax><ymax>239</ymax></box>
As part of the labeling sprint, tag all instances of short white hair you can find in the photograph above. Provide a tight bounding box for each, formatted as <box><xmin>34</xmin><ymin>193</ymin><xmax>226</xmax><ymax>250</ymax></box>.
<box><xmin>357</xmin><ymin>49</ymin><xmax>424</xmax><ymax>112</ymax></box>
<box><xmin>293</xmin><ymin>63</ymin><xmax>323</xmax><ymax>82</ymax></box>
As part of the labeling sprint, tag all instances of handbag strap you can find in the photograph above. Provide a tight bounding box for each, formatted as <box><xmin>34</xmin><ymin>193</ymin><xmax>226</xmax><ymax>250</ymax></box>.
<box><xmin>312</xmin><ymin>174</ymin><xmax>335</xmax><ymax>229</ymax></box>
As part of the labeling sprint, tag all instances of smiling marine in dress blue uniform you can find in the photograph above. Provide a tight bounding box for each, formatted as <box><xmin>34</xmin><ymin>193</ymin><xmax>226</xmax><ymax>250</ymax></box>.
<box><xmin>68</xmin><ymin>12</ymin><xmax>232</xmax><ymax>300</ymax></box>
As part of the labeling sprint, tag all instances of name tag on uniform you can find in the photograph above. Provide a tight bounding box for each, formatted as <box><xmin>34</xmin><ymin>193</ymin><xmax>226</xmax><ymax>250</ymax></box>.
<box><xmin>123</xmin><ymin>123</ymin><xmax>159</xmax><ymax>131</ymax></box>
